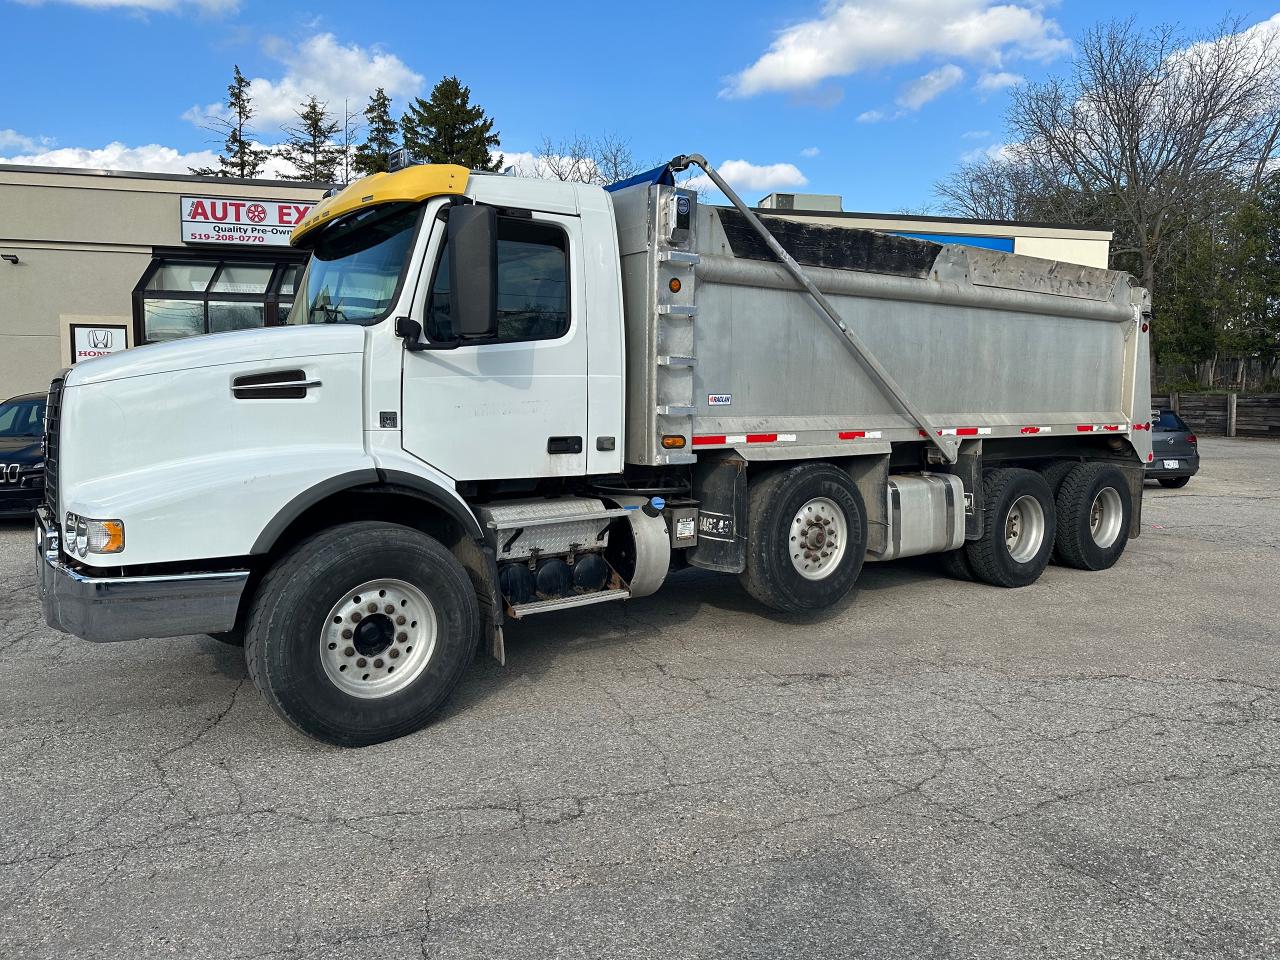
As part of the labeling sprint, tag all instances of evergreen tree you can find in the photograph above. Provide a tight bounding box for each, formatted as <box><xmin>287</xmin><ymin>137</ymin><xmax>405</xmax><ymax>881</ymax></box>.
<box><xmin>276</xmin><ymin>96</ymin><xmax>342</xmax><ymax>182</ymax></box>
<box><xmin>353</xmin><ymin>87</ymin><xmax>400</xmax><ymax>176</ymax></box>
<box><xmin>400</xmin><ymin>76</ymin><xmax>502</xmax><ymax>170</ymax></box>
<box><xmin>189</xmin><ymin>65</ymin><xmax>269</xmax><ymax>179</ymax></box>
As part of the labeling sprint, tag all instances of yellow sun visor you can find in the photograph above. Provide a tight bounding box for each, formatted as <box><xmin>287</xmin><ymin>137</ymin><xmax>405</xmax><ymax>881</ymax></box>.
<box><xmin>291</xmin><ymin>164</ymin><xmax>471</xmax><ymax>247</ymax></box>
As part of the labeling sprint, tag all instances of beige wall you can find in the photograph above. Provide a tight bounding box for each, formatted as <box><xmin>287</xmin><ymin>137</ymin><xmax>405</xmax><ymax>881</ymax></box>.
<box><xmin>0</xmin><ymin>166</ymin><xmax>325</xmax><ymax>398</ymax></box>
<box><xmin>770</xmin><ymin>211</ymin><xmax>1113</xmax><ymax>270</ymax></box>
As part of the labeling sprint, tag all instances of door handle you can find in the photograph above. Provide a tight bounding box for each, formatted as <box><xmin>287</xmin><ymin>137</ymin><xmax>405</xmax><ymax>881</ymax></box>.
<box><xmin>547</xmin><ymin>436</ymin><xmax>583</xmax><ymax>454</ymax></box>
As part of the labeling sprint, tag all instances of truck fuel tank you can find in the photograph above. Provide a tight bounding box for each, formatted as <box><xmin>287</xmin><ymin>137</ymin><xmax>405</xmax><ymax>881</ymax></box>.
<box><xmin>868</xmin><ymin>473</ymin><xmax>965</xmax><ymax>562</ymax></box>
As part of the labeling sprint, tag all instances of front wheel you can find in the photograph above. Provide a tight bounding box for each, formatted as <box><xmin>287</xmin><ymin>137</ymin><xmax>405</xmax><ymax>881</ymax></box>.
<box><xmin>740</xmin><ymin>462</ymin><xmax>868</xmax><ymax>613</ymax></box>
<box><xmin>245</xmin><ymin>521</ymin><xmax>479</xmax><ymax>747</ymax></box>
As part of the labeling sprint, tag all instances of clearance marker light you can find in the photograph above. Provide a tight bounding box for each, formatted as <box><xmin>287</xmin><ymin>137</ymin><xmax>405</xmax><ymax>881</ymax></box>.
<box><xmin>661</xmin><ymin>435</ymin><xmax>686</xmax><ymax>449</ymax></box>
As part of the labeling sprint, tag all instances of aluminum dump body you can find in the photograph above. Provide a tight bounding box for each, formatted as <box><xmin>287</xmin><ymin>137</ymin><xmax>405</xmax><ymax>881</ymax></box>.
<box><xmin>610</xmin><ymin>183</ymin><xmax>1151</xmax><ymax>467</ymax></box>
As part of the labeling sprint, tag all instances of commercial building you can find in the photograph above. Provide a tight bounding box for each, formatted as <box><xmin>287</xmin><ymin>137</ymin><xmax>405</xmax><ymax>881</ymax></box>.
<box><xmin>759</xmin><ymin>191</ymin><xmax>1112</xmax><ymax>269</ymax></box>
<box><xmin>0</xmin><ymin>167</ymin><xmax>1112</xmax><ymax>397</ymax></box>
<box><xmin>0</xmin><ymin>165</ymin><xmax>329</xmax><ymax>396</ymax></box>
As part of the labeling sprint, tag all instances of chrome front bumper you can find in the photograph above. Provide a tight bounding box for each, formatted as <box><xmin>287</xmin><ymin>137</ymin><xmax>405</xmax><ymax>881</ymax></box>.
<box><xmin>34</xmin><ymin>506</ymin><xmax>250</xmax><ymax>643</ymax></box>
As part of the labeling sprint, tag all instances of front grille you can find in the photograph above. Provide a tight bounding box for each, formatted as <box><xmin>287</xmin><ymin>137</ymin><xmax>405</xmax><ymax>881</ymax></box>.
<box><xmin>44</xmin><ymin>375</ymin><xmax>64</xmax><ymax>515</ymax></box>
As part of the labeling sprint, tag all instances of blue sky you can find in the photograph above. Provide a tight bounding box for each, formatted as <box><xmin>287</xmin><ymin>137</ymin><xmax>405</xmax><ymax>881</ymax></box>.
<box><xmin>2</xmin><ymin>0</ymin><xmax>1278</xmax><ymax>212</ymax></box>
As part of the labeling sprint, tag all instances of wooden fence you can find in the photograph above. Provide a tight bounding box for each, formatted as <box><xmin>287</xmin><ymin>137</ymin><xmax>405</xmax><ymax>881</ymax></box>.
<box><xmin>1150</xmin><ymin>393</ymin><xmax>1280</xmax><ymax>438</ymax></box>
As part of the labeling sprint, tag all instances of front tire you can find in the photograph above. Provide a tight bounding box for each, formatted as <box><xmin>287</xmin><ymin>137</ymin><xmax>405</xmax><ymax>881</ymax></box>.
<box><xmin>740</xmin><ymin>462</ymin><xmax>868</xmax><ymax>613</ymax></box>
<box><xmin>245</xmin><ymin>521</ymin><xmax>479</xmax><ymax>747</ymax></box>
<box><xmin>965</xmin><ymin>468</ymin><xmax>1056</xmax><ymax>588</ymax></box>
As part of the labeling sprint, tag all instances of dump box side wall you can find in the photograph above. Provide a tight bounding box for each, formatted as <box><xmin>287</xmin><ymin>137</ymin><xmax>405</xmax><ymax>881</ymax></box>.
<box><xmin>613</xmin><ymin>185</ymin><xmax>1148</xmax><ymax>465</ymax></box>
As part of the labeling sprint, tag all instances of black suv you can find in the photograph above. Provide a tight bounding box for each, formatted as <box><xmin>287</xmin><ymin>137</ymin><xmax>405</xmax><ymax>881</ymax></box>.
<box><xmin>0</xmin><ymin>392</ymin><xmax>46</xmax><ymax>517</ymax></box>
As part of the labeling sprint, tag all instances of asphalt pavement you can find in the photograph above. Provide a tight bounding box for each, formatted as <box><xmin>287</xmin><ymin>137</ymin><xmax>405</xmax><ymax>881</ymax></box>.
<box><xmin>1</xmin><ymin>438</ymin><xmax>1277</xmax><ymax>959</ymax></box>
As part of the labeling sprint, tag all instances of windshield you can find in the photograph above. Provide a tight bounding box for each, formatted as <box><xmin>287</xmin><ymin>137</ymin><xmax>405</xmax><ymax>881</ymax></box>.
<box><xmin>0</xmin><ymin>397</ymin><xmax>45</xmax><ymax>438</ymax></box>
<box><xmin>288</xmin><ymin>203</ymin><xmax>421</xmax><ymax>326</ymax></box>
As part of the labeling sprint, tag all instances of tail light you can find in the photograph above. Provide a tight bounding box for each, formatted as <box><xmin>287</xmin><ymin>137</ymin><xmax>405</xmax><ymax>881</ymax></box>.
<box><xmin>1187</xmin><ymin>434</ymin><xmax>1197</xmax><ymax>445</ymax></box>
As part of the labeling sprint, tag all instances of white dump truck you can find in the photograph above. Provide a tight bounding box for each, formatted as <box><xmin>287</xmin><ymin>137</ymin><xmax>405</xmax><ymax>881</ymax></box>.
<box><xmin>35</xmin><ymin>154</ymin><xmax>1153</xmax><ymax>745</ymax></box>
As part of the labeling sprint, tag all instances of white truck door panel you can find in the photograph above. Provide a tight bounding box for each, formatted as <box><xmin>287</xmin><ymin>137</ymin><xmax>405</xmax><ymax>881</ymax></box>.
<box><xmin>401</xmin><ymin>211</ymin><xmax>587</xmax><ymax>480</ymax></box>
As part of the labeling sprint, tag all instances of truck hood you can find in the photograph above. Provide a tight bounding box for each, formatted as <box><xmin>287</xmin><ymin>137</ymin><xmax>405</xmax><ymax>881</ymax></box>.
<box><xmin>65</xmin><ymin>324</ymin><xmax>367</xmax><ymax>387</ymax></box>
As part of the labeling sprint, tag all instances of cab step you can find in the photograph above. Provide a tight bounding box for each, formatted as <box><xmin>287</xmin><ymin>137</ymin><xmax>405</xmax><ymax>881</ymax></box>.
<box><xmin>508</xmin><ymin>588</ymin><xmax>630</xmax><ymax>619</ymax></box>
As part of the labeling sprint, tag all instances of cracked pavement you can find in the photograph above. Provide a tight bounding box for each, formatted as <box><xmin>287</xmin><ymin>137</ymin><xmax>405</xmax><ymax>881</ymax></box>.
<box><xmin>1</xmin><ymin>437</ymin><xmax>1277</xmax><ymax>959</ymax></box>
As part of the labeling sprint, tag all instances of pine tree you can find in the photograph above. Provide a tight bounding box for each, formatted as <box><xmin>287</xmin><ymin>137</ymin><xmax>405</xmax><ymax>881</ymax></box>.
<box><xmin>353</xmin><ymin>87</ymin><xmax>400</xmax><ymax>176</ymax></box>
<box><xmin>276</xmin><ymin>96</ymin><xmax>342</xmax><ymax>182</ymax></box>
<box><xmin>400</xmin><ymin>76</ymin><xmax>502</xmax><ymax>171</ymax></box>
<box><xmin>189</xmin><ymin>65</ymin><xmax>269</xmax><ymax>179</ymax></box>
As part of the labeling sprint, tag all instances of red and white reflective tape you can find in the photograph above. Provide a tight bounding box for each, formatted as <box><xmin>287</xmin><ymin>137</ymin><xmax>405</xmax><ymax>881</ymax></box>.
<box><xmin>1020</xmin><ymin>426</ymin><xmax>1053</xmax><ymax>434</ymax></box>
<box><xmin>839</xmin><ymin>430</ymin><xmax>883</xmax><ymax>440</ymax></box>
<box><xmin>918</xmin><ymin>427</ymin><xmax>992</xmax><ymax>437</ymax></box>
<box><xmin>1132</xmin><ymin>421</ymin><xmax>1151</xmax><ymax>431</ymax></box>
<box><xmin>1076</xmin><ymin>423</ymin><xmax>1127</xmax><ymax>433</ymax></box>
<box><xmin>692</xmin><ymin>433</ymin><xmax>797</xmax><ymax>447</ymax></box>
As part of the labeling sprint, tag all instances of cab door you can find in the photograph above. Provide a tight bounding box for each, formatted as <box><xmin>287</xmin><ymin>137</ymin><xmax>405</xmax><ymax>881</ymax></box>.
<box><xmin>400</xmin><ymin>209</ymin><xmax>587</xmax><ymax>480</ymax></box>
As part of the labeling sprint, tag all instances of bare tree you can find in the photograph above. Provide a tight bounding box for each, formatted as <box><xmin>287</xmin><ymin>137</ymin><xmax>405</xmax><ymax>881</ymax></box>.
<box><xmin>519</xmin><ymin>133</ymin><xmax>646</xmax><ymax>185</ymax></box>
<box><xmin>985</xmin><ymin>18</ymin><xmax>1280</xmax><ymax>292</ymax></box>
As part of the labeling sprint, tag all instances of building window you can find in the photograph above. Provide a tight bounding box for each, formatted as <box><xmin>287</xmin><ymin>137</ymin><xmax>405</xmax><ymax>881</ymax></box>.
<box><xmin>134</xmin><ymin>257</ymin><xmax>304</xmax><ymax>344</ymax></box>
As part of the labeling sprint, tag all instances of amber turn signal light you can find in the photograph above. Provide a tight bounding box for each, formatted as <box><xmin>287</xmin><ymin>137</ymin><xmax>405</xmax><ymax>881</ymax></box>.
<box><xmin>661</xmin><ymin>435</ymin><xmax>687</xmax><ymax>449</ymax></box>
<box><xmin>668</xmin><ymin>277</ymin><xmax>682</xmax><ymax>293</ymax></box>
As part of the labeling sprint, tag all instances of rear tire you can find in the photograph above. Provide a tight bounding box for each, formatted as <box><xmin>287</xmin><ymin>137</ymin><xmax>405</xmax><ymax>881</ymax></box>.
<box><xmin>1159</xmin><ymin>476</ymin><xmax>1191</xmax><ymax>489</ymax></box>
<box><xmin>1054</xmin><ymin>463</ymin><xmax>1132</xmax><ymax>571</ymax></box>
<box><xmin>245</xmin><ymin>521</ymin><xmax>479</xmax><ymax>747</ymax></box>
<box><xmin>965</xmin><ymin>468</ymin><xmax>1056</xmax><ymax>588</ymax></box>
<box><xmin>740</xmin><ymin>462</ymin><xmax>868</xmax><ymax>613</ymax></box>
<box><xmin>1040</xmin><ymin>460</ymin><xmax>1080</xmax><ymax>565</ymax></box>
<box><xmin>937</xmin><ymin>547</ymin><xmax>976</xmax><ymax>581</ymax></box>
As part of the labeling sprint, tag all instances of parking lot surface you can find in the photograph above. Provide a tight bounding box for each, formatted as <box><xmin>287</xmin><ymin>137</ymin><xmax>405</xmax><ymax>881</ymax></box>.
<box><xmin>1</xmin><ymin>437</ymin><xmax>1277</xmax><ymax>959</ymax></box>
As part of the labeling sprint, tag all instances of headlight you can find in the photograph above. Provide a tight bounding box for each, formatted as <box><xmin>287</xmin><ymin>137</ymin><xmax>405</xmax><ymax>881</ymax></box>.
<box><xmin>63</xmin><ymin>513</ymin><xmax>125</xmax><ymax>557</ymax></box>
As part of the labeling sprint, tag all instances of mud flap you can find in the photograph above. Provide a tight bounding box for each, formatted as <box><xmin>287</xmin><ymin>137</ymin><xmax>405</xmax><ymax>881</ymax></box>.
<box><xmin>688</xmin><ymin>456</ymin><xmax>748</xmax><ymax>573</ymax></box>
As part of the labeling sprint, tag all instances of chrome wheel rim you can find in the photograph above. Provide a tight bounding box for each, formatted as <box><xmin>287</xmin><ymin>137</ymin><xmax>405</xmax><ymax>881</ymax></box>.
<box><xmin>1004</xmin><ymin>494</ymin><xmax>1046</xmax><ymax>564</ymax></box>
<box><xmin>320</xmin><ymin>578</ymin><xmax>437</xmax><ymax>699</ymax></box>
<box><xmin>1090</xmin><ymin>487</ymin><xmax>1123</xmax><ymax>548</ymax></box>
<box><xmin>789</xmin><ymin>497</ymin><xmax>848</xmax><ymax>580</ymax></box>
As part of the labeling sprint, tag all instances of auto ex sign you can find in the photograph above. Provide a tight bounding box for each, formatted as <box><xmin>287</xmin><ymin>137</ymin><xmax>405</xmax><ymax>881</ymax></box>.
<box><xmin>181</xmin><ymin>196</ymin><xmax>314</xmax><ymax>247</ymax></box>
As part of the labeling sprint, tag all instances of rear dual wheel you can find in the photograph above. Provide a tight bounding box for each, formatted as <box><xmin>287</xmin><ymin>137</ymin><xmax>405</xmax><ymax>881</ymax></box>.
<box><xmin>965</xmin><ymin>468</ymin><xmax>1057</xmax><ymax>588</ymax></box>
<box><xmin>1053</xmin><ymin>463</ymin><xmax>1131</xmax><ymax>570</ymax></box>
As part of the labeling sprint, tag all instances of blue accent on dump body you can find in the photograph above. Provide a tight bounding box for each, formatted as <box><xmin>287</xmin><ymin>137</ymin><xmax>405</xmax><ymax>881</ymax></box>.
<box><xmin>606</xmin><ymin>164</ymin><xmax>676</xmax><ymax>193</ymax></box>
<box><xmin>889</xmin><ymin>232</ymin><xmax>1015</xmax><ymax>252</ymax></box>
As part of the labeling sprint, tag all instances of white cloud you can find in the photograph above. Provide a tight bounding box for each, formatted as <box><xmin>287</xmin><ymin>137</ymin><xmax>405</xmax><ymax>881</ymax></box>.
<box><xmin>962</xmin><ymin>142</ymin><xmax>1016</xmax><ymax>164</ymax></box>
<box><xmin>976</xmin><ymin>70</ymin><xmax>1023</xmax><ymax>92</ymax></box>
<box><xmin>723</xmin><ymin>0</ymin><xmax>1069</xmax><ymax>98</ymax></box>
<box><xmin>184</xmin><ymin>33</ymin><xmax>423</xmax><ymax>130</ymax></box>
<box><xmin>684</xmin><ymin>159</ymin><xmax>808</xmax><ymax>194</ymax></box>
<box><xmin>897</xmin><ymin>64</ymin><xmax>965</xmax><ymax>109</ymax></box>
<box><xmin>857</xmin><ymin>109</ymin><xmax>886</xmax><ymax>123</ymax></box>
<box><xmin>961</xmin><ymin>128</ymin><xmax>992</xmax><ymax>139</ymax></box>
<box><xmin>0</xmin><ymin>129</ymin><xmax>46</xmax><ymax>151</ymax></box>
<box><xmin>0</xmin><ymin>141</ymin><xmax>220</xmax><ymax>174</ymax></box>
<box><xmin>16</xmin><ymin>0</ymin><xmax>239</xmax><ymax>12</ymax></box>
<box><xmin>800</xmin><ymin>146</ymin><xmax>820</xmax><ymax>157</ymax></box>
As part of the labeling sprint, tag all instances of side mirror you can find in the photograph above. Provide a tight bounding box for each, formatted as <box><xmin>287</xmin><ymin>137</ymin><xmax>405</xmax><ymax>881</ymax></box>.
<box><xmin>447</xmin><ymin>205</ymin><xmax>498</xmax><ymax>339</ymax></box>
